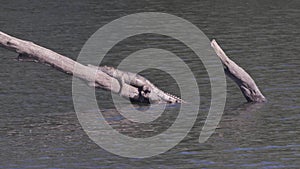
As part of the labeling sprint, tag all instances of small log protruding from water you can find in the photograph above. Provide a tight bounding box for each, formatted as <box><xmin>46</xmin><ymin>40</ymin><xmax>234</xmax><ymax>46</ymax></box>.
<box><xmin>211</xmin><ymin>39</ymin><xmax>266</xmax><ymax>102</ymax></box>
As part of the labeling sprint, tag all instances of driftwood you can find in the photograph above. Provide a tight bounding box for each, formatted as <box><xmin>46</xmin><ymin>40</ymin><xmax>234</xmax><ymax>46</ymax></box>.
<box><xmin>0</xmin><ymin>31</ymin><xmax>183</xmax><ymax>104</ymax></box>
<box><xmin>211</xmin><ymin>40</ymin><xmax>266</xmax><ymax>102</ymax></box>
<box><xmin>0</xmin><ymin>31</ymin><xmax>265</xmax><ymax>103</ymax></box>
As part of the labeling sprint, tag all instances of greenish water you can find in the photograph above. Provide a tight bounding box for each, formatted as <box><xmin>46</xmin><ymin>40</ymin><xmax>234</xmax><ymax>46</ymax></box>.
<box><xmin>0</xmin><ymin>0</ymin><xmax>299</xmax><ymax>168</ymax></box>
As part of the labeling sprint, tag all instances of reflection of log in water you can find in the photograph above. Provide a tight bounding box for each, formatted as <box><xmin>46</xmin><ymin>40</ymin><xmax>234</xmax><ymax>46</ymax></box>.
<box><xmin>0</xmin><ymin>31</ymin><xmax>266</xmax><ymax>103</ymax></box>
<box><xmin>215</xmin><ymin>102</ymin><xmax>265</xmax><ymax>140</ymax></box>
<box><xmin>80</xmin><ymin>104</ymin><xmax>181</xmax><ymax>138</ymax></box>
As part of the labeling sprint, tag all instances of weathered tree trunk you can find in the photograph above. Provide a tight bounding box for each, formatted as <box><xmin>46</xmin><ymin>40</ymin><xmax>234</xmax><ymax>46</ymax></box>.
<box><xmin>211</xmin><ymin>39</ymin><xmax>266</xmax><ymax>102</ymax></box>
<box><xmin>0</xmin><ymin>31</ymin><xmax>266</xmax><ymax>103</ymax></box>
<box><xmin>0</xmin><ymin>31</ymin><xmax>183</xmax><ymax>103</ymax></box>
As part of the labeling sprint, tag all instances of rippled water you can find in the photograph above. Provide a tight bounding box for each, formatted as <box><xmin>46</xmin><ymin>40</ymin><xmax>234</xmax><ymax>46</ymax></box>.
<box><xmin>0</xmin><ymin>1</ymin><xmax>299</xmax><ymax>168</ymax></box>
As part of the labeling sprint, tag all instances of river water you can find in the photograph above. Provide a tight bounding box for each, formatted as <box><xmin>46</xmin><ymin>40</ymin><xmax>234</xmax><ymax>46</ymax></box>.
<box><xmin>0</xmin><ymin>0</ymin><xmax>299</xmax><ymax>168</ymax></box>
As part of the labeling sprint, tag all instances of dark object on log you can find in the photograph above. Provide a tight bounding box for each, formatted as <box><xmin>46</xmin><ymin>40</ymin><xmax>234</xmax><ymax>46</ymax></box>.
<box><xmin>0</xmin><ymin>31</ymin><xmax>182</xmax><ymax>103</ymax></box>
<box><xmin>88</xmin><ymin>65</ymin><xmax>185</xmax><ymax>103</ymax></box>
<box><xmin>0</xmin><ymin>31</ymin><xmax>266</xmax><ymax>103</ymax></box>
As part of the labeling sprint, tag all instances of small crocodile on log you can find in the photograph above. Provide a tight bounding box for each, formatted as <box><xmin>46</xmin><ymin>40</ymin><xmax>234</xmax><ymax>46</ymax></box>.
<box><xmin>88</xmin><ymin>65</ymin><xmax>185</xmax><ymax>104</ymax></box>
<box><xmin>0</xmin><ymin>31</ymin><xmax>266</xmax><ymax>104</ymax></box>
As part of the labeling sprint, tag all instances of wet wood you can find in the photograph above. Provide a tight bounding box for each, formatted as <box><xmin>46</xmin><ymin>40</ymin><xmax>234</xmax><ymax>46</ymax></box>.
<box><xmin>211</xmin><ymin>39</ymin><xmax>266</xmax><ymax>102</ymax></box>
<box><xmin>0</xmin><ymin>31</ymin><xmax>182</xmax><ymax>103</ymax></box>
<box><xmin>0</xmin><ymin>31</ymin><xmax>266</xmax><ymax>103</ymax></box>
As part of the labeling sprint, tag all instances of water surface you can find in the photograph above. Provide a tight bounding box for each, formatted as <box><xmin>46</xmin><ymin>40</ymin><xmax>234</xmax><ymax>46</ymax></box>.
<box><xmin>0</xmin><ymin>0</ymin><xmax>299</xmax><ymax>168</ymax></box>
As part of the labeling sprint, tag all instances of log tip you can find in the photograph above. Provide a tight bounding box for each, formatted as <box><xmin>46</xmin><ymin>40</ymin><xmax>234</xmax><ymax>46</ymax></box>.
<box><xmin>211</xmin><ymin>39</ymin><xmax>217</xmax><ymax>47</ymax></box>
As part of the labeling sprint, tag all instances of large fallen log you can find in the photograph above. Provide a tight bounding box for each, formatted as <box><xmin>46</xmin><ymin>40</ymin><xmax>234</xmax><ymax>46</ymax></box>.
<box><xmin>0</xmin><ymin>31</ymin><xmax>183</xmax><ymax>104</ymax></box>
<box><xmin>0</xmin><ymin>31</ymin><xmax>266</xmax><ymax>103</ymax></box>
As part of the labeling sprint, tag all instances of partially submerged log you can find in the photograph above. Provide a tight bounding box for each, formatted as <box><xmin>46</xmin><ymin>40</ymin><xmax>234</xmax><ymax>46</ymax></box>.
<box><xmin>0</xmin><ymin>31</ymin><xmax>183</xmax><ymax>104</ymax></box>
<box><xmin>211</xmin><ymin>40</ymin><xmax>266</xmax><ymax>102</ymax></box>
<box><xmin>0</xmin><ymin>31</ymin><xmax>265</xmax><ymax>104</ymax></box>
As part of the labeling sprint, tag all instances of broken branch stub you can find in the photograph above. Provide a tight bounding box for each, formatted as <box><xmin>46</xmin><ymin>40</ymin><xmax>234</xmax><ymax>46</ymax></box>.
<box><xmin>211</xmin><ymin>39</ymin><xmax>266</xmax><ymax>102</ymax></box>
